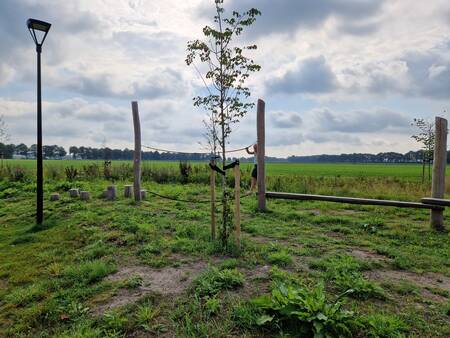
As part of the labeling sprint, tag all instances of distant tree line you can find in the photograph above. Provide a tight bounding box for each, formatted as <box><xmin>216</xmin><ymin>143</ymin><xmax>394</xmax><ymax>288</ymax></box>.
<box><xmin>1</xmin><ymin>142</ymin><xmax>448</xmax><ymax>164</ymax></box>
<box><xmin>287</xmin><ymin>151</ymin><xmax>430</xmax><ymax>163</ymax></box>
<box><xmin>1</xmin><ymin>143</ymin><xmax>66</xmax><ymax>159</ymax></box>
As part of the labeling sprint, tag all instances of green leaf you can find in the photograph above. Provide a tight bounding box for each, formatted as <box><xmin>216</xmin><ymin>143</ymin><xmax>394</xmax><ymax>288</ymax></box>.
<box><xmin>256</xmin><ymin>314</ymin><xmax>274</xmax><ymax>326</ymax></box>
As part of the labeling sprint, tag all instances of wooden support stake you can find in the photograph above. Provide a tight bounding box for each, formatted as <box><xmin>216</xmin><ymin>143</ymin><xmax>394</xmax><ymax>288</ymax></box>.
<box><xmin>210</xmin><ymin>161</ymin><xmax>216</xmax><ymax>240</ymax></box>
<box><xmin>132</xmin><ymin>101</ymin><xmax>142</xmax><ymax>202</ymax></box>
<box><xmin>234</xmin><ymin>163</ymin><xmax>241</xmax><ymax>248</ymax></box>
<box><xmin>124</xmin><ymin>185</ymin><xmax>133</xmax><ymax>198</ymax></box>
<box><xmin>430</xmin><ymin>116</ymin><xmax>447</xmax><ymax>231</ymax></box>
<box><xmin>257</xmin><ymin>99</ymin><xmax>266</xmax><ymax>211</ymax></box>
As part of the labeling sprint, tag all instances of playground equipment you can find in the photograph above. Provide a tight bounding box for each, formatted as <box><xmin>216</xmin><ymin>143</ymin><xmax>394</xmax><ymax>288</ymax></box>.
<box><xmin>254</xmin><ymin>102</ymin><xmax>448</xmax><ymax>231</ymax></box>
<box><xmin>129</xmin><ymin>98</ymin><xmax>448</xmax><ymax>240</ymax></box>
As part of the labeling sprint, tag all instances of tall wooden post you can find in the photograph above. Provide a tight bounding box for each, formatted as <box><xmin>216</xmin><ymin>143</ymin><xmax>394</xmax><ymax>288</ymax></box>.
<box><xmin>131</xmin><ymin>101</ymin><xmax>142</xmax><ymax>202</ymax></box>
<box><xmin>234</xmin><ymin>163</ymin><xmax>241</xmax><ymax>248</ymax></box>
<box><xmin>430</xmin><ymin>116</ymin><xmax>447</xmax><ymax>231</ymax></box>
<box><xmin>257</xmin><ymin>99</ymin><xmax>266</xmax><ymax>211</ymax></box>
<box><xmin>210</xmin><ymin>161</ymin><xmax>216</xmax><ymax>240</ymax></box>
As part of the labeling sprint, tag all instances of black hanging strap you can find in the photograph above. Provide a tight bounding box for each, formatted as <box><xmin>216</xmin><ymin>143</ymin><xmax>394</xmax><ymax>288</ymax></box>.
<box><xmin>209</xmin><ymin>163</ymin><xmax>225</xmax><ymax>175</ymax></box>
<box><xmin>223</xmin><ymin>159</ymin><xmax>240</xmax><ymax>170</ymax></box>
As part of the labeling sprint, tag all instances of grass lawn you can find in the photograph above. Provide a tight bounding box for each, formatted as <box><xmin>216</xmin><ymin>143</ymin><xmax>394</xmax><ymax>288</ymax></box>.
<box><xmin>0</xmin><ymin>178</ymin><xmax>449</xmax><ymax>337</ymax></box>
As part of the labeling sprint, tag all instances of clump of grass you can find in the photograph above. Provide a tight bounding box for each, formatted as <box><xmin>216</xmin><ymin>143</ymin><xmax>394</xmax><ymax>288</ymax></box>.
<box><xmin>232</xmin><ymin>301</ymin><xmax>263</xmax><ymax>330</ymax></box>
<box><xmin>79</xmin><ymin>240</ymin><xmax>112</xmax><ymax>260</ymax></box>
<box><xmin>193</xmin><ymin>267</ymin><xmax>244</xmax><ymax>298</ymax></box>
<box><xmin>383</xmin><ymin>280</ymin><xmax>420</xmax><ymax>296</ymax></box>
<box><xmin>204</xmin><ymin>296</ymin><xmax>221</xmax><ymax>316</ymax></box>
<box><xmin>136</xmin><ymin>301</ymin><xmax>160</xmax><ymax>331</ymax></box>
<box><xmin>122</xmin><ymin>275</ymin><xmax>143</xmax><ymax>289</ymax></box>
<box><xmin>218</xmin><ymin>258</ymin><xmax>239</xmax><ymax>270</ymax></box>
<box><xmin>311</xmin><ymin>255</ymin><xmax>384</xmax><ymax>299</ymax></box>
<box><xmin>5</xmin><ymin>282</ymin><xmax>47</xmax><ymax>306</ymax></box>
<box><xmin>62</xmin><ymin>260</ymin><xmax>116</xmax><ymax>285</ymax></box>
<box><xmin>267</xmin><ymin>250</ymin><xmax>293</xmax><ymax>267</ymax></box>
<box><xmin>362</xmin><ymin>313</ymin><xmax>407</xmax><ymax>337</ymax></box>
<box><xmin>10</xmin><ymin>233</ymin><xmax>35</xmax><ymax>245</ymax></box>
<box><xmin>102</xmin><ymin>309</ymin><xmax>129</xmax><ymax>333</ymax></box>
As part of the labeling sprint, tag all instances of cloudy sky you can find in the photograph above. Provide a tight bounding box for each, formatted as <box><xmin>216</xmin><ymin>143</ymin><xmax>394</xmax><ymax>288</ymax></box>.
<box><xmin>0</xmin><ymin>0</ymin><xmax>449</xmax><ymax>157</ymax></box>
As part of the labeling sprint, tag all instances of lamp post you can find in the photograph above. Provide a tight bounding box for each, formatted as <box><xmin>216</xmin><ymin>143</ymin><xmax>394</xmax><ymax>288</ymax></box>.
<box><xmin>27</xmin><ymin>18</ymin><xmax>51</xmax><ymax>225</ymax></box>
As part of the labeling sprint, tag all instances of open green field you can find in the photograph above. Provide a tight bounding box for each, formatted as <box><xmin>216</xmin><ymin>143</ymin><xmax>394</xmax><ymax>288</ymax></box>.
<box><xmin>1</xmin><ymin>164</ymin><xmax>449</xmax><ymax>337</ymax></box>
<box><xmin>1</xmin><ymin>159</ymin><xmax>436</xmax><ymax>180</ymax></box>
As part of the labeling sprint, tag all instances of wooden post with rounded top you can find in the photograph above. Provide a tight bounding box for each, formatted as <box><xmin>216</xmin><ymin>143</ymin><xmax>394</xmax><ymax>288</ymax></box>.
<box><xmin>430</xmin><ymin>116</ymin><xmax>447</xmax><ymax>231</ymax></box>
<box><xmin>210</xmin><ymin>160</ymin><xmax>216</xmax><ymax>240</ymax></box>
<box><xmin>257</xmin><ymin>99</ymin><xmax>266</xmax><ymax>211</ymax></box>
<box><xmin>131</xmin><ymin>101</ymin><xmax>142</xmax><ymax>202</ymax></box>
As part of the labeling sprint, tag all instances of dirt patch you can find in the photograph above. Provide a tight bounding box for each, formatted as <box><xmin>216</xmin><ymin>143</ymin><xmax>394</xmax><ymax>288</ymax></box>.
<box><xmin>325</xmin><ymin>231</ymin><xmax>346</xmax><ymax>239</ymax></box>
<box><xmin>365</xmin><ymin>269</ymin><xmax>450</xmax><ymax>302</ymax></box>
<box><xmin>92</xmin><ymin>260</ymin><xmax>209</xmax><ymax>315</ymax></box>
<box><xmin>331</xmin><ymin>209</ymin><xmax>367</xmax><ymax>216</ymax></box>
<box><xmin>0</xmin><ymin>278</ymin><xmax>7</xmax><ymax>290</ymax></box>
<box><xmin>246</xmin><ymin>234</ymin><xmax>303</xmax><ymax>248</ymax></box>
<box><xmin>233</xmin><ymin>265</ymin><xmax>271</xmax><ymax>299</ymax></box>
<box><xmin>349</xmin><ymin>248</ymin><xmax>391</xmax><ymax>263</ymax></box>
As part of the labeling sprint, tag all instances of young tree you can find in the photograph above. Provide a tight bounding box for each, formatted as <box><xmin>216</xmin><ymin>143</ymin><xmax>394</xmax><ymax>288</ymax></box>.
<box><xmin>186</xmin><ymin>0</ymin><xmax>261</xmax><ymax>248</ymax></box>
<box><xmin>411</xmin><ymin>118</ymin><xmax>435</xmax><ymax>183</ymax></box>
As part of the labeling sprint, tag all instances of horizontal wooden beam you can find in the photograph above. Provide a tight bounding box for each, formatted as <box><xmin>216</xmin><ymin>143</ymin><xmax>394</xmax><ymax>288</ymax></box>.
<box><xmin>421</xmin><ymin>198</ymin><xmax>450</xmax><ymax>207</ymax></box>
<box><xmin>266</xmin><ymin>192</ymin><xmax>444</xmax><ymax>210</ymax></box>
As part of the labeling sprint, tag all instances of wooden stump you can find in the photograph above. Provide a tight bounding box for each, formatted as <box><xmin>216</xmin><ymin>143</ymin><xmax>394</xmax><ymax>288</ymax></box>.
<box><xmin>140</xmin><ymin>190</ymin><xmax>147</xmax><ymax>200</ymax></box>
<box><xmin>124</xmin><ymin>185</ymin><xmax>133</xmax><ymax>198</ymax></box>
<box><xmin>106</xmin><ymin>185</ymin><xmax>117</xmax><ymax>200</ymax></box>
<box><xmin>80</xmin><ymin>191</ymin><xmax>90</xmax><ymax>201</ymax></box>
<box><xmin>69</xmin><ymin>188</ymin><xmax>79</xmax><ymax>198</ymax></box>
<box><xmin>50</xmin><ymin>193</ymin><xmax>60</xmax><ymax>201</ymax></box>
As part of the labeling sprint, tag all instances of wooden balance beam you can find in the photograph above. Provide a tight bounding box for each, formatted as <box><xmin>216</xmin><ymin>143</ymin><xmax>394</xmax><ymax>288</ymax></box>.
<box><xmin>421</xmin><ymin>198</ymin><xmax>450</xmax><ymax>207</ymax></box>
<box><xmin>266</xmin><ymin>192</ymin><xmax>444</xmax><ymax>210</ymax></box>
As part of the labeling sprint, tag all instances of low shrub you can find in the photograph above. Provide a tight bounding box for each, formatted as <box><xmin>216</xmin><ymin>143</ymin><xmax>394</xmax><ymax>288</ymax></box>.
<box><xmin>253</xmin><ymin>282</ymin><xmax>356</xmax><ymax>337</ymax></box>
<box><xmin>65</xmin><ymin>166</ymin><xmax>78</xmax><ymax>181</ymax></box>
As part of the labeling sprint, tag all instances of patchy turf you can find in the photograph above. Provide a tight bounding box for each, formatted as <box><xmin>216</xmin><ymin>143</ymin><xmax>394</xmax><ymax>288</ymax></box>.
<box><xmin>0</xmin><ymin>178</ymin><xmax>449</xmax><ymax>337</ymax></box>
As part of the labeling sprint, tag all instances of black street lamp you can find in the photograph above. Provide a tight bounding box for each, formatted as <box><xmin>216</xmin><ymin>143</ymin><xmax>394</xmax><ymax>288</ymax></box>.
<box><xmin>27</xmin><ymin>18</ymin><xmax>51</xmax><ymax>225</ymax></box>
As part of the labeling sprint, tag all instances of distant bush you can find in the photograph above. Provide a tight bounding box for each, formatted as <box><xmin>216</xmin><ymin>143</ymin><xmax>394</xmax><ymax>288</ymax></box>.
<box><xmin>82</xmin><ymin>163</ymin><xmax>100</xmax><ymax>180</ymax></box>
<box><xmin>64</xmin><ymin>166</ymin><xmax>78</xmax><ymax>181</ymax></box>
<box><xmin>5</xmin><ymin>165</ymin><xmax>28</xmax><ymax>182</ymax></box>
<box><xmin>179</xmin><ymin>161</ymin><xmax>192</xmax><ymax>184</ymax></box>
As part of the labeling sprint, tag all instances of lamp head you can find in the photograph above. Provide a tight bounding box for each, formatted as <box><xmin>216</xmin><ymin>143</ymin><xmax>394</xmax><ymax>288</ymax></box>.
<box><xmin>27</xmin><ymin>18</ymin><xmax>51</xmax><ymax>47</ymax></box>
